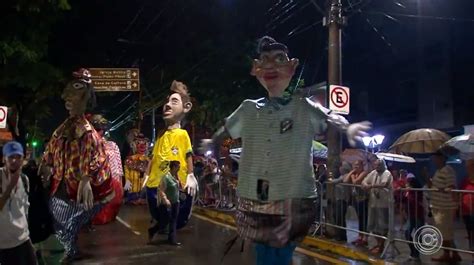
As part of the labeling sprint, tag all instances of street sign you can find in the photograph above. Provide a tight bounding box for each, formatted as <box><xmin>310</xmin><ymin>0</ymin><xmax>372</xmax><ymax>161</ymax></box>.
<box><xmin>89</xmin><ymin>68</ymin><xmax>140</xmax><ymax>92</ymax></box>
<box><xmin>329</xmin><ymin>85</ymin><xmax>350</xmax><ymax>115</ymax></box>
<box><xmin>0</xmin><ymin>106</ymin><xmax>7</xmax><ymax>129</ymax></box>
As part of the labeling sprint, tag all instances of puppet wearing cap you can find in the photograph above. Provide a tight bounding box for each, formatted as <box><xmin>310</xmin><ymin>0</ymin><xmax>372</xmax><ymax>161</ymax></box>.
<box><xmin>203</xmin><ymin>36</ymin><xmax>371</xmax><ymax>265</ymax></box>
<box><xmin>39</xmin><ymin>69</ymin><xmax>114</xmax><ymax>263</ymax></box>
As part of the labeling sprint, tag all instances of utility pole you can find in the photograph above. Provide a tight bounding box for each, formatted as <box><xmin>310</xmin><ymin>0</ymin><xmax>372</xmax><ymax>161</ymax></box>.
<box><xmin>325</xmin><ymin>0</ymin><xmax>344</xmax><ymax>237</ymax></box>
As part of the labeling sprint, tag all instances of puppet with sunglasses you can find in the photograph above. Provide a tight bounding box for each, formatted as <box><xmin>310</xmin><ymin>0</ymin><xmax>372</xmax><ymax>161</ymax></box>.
<box><xmin>39</xmin><ymin>69</ymin><xmax>114</xmax><ymax>263</ymax></box>
<box><xmin>202</xmin><ymin>37</ymin><xmax>371</xmax><ymax>265</ymax></box>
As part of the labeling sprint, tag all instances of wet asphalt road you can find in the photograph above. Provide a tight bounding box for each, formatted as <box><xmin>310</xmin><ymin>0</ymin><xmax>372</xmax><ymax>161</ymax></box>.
<box><xmin>41</xmin><ymin>205</ymin><xmax>332</xmax><ymax>265</ymax></box>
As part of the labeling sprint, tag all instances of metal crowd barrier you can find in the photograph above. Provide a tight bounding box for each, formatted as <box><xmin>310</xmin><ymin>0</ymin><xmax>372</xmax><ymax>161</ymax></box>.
<box><xmin>315</xmin><ymin>181</ymin><xmax>474</xmax><ymax>260</ymax></box>
<box><xmin>196</xmin><ymin>173</ymin><xmax>237</xmax><ymax>210</ymax></box>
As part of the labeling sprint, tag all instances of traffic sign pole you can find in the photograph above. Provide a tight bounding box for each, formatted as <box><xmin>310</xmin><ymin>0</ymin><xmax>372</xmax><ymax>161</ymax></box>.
<box><xmin>325</xmin><ymin>0</ymin><xmax>344</xmax><ymax>238</ymax></box>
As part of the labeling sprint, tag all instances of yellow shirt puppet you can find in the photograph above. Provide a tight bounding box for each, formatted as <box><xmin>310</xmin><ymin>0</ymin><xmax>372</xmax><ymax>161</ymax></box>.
<box><xmin>146</xmin><ymin>129</ymin><xmax>193</xmax><ymax>188</ymax></box>
<box><xmin>145</xmin><ymin>81</ymin><xmax>198</xmax><ymax>243</ymax></box>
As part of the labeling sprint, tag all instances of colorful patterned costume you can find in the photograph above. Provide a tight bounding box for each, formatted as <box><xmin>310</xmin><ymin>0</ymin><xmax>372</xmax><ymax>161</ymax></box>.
<box><xmin>93</xmin><ymin>140</ymin><xmax>124</xmax><ymax>224</ymax></box>
<box><xmin>124</xmin><ymin>134</ymin><xmax>150</xmax><ymax>204</ymax></box>
<box><xmin>43</xmin><ymin>116</ymin><xmax>112</xmax><ymax>201</ymax></box>
<box><xmin>42</xmin><ymin>115</ymin><xmax>113</xmax><ymax>258</ymax></box>
<box><xmin>41</xmin><ymin>69</ymin><xmax>115</xmax><ymax>262</ymax></box>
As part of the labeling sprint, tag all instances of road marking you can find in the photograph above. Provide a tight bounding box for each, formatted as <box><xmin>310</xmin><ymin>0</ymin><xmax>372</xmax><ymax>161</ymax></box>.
<box><xmin>193</xmin><ymin>213</ymin><xmax>237</xmax><ymax>231</ymax></box>
<box><xmin>116</xmin><ymin>216</ymin><xmax>141</xmax><ymax>235</ymax></box>
<box><xmin>295</xmin><ymin>247</ymin><xmax>348</xmax><ymax>265</ymax></box>
<box><xmin>192</xmin><ymin>213</ymin><xmax>348</xmax><ymax>265</ymax></box>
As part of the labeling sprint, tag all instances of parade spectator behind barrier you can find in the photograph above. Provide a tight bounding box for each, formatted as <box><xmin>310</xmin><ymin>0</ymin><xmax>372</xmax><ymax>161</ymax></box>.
<box><xmin>461</xmin><ymin>159</ymin><xmax>474</xmax><ymax>260</ymax></box>
<box><xmin>344</xmin><ymin>160</ymin><xmax>369</xmax><ymax>246</ymax></box>
<box><xmin>427</xmin><ymin>151</ymin><xmax>462</xmax><ymax>263</ymax></box>
<box><xmin>420</xmin><ymin>166</ymin><xmax>434</xmax><ymax>225</ymax></box>
<box><xmin>329</xmin><ymin>161</ymin><xmax>352</xmax><ymax>242</ymax></box>
<box><xmin>362</xmin><ymin>159</ymin><xmax>393</xmax><ymax>255</ymax></box>
<box><xmin>393</xmin><ymin>169</ymin><xmax>407</xmax><ymax>209</ymax></box>
<box><xmin>221</xmin><ymin>163</ymin><xmax>237</xmax><ymax>209</ymax></box>
<box><xmin>0</xmin><ymin>141</ymin><xmax>38</xmax><ymax>265</ymax></box>
<box><xmin>203</xmin><ymin>158</ymin><xmax>219</xmax><ymax>206</ymax></box>
<box><xmin>403</xmin><ymin>174</ymin><xmax>424</xmax><ymax>260</ymax></box>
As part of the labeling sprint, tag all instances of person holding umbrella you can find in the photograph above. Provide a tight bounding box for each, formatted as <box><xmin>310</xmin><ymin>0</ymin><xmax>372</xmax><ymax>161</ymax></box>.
<box><xmin>427</xmin><ymin>151</ymin><xmax>462</xmax><ymax>263</ymax></box>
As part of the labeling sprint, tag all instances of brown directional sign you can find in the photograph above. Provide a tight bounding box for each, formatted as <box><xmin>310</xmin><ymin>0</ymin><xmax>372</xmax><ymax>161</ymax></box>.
<box><xmin>89</xmin><ymin>68</ymin><xmax>140</xmax><ymax>92</ymax></box>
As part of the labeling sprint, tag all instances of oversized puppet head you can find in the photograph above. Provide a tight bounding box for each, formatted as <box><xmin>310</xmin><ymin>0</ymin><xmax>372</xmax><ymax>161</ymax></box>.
<box><xmin>62</xmin><ymin>68</ymin><xmax>96</xmax><ymax>117</ymax></box>
<box><xmin>126</xmin><ymin>128</ymin><xmax>139</xmax><ymax>154</ymax></box>
<box><xmin>162</xmin><ymin>80</ymin><xmax>192</xmax><ymax>125</ymax></box>
<box><xmin>134</xmin><ymin>133</ymin><xmax>150</xmax><ymax>155</ymax></box>
<box><xmin>89</xmin><ymin>114</ymin><xmax>109</xmax><ymax>137</ymax></box>
<box><xmin>251</xmin><ymin>36</ymin><xmax>299</xmax><ymax>97</ymax></box>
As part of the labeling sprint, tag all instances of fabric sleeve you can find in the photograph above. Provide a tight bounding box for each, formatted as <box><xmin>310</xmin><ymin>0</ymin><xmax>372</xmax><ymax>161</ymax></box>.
<box><xmin>124</xmin><ymin>164</ymin><xmax>131</xmax><ymax>182</ymax></box>
<box><xmin>109</xmin><ymin>141</ymin><xmax>124</xmax><ymax>178</ymax></box>
<box><xmin>304</xmin><ymin>97</ymin><xmax>350</xmax><ymax>135</ymax></box>
<box><xmin>80</xmin><ymin>132</ymin><xmax>106</xmax><ymax>182</ymax></box>
<box><xmin>362</xmin><ymin>171</ymin><xmax>373</xmax><ymax>186</ymax></box>
<box><xmin>381</xmin><ymin>171</ymin><xmax>393</xmax><ymax>187</ymax></box>
<box><xmin>304</xmin><ymin>97</ymin><xmax>330</xmax><ymax>135</ymax></box>
<box><xmin>443</xmin><ymin>168</ymin><xmax>456</xmax><ymax>188</ymax></box>
<box><xmin>41</xmin><ymin>138</ymin><xmax>55</xmax><ymax>166</ymax></box>
<box><xmin>225</xmin><ymin>100</ymin><xmax>248</xmax><ymax>139</ymax></box>
<box><xmin>182</xmin><ymin>131</ymin><xmax>193</xmax><ymax>155</ymax></box>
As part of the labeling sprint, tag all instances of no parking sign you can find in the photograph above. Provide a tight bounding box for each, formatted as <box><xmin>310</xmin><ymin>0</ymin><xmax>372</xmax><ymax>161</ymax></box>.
<box><xmin>329</xmin><ymin>85</ymin><xmax>350</xmax><ymax>115</ymax></box>
<box><xmin>0</xmin><ymin>106</ymin><xmax>7</xmax><ymax>129</ymax></box>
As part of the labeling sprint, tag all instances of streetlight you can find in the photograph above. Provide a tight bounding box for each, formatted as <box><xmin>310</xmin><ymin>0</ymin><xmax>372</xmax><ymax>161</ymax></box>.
<box><xmin>362</xmin><ymin>134</ymin><xmax>385</xmax><ymax>152</ymax></box>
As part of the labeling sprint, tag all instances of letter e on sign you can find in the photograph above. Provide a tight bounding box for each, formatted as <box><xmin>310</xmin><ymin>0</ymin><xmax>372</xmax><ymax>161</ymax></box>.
<box><xmin>329</xmin><ymin>85</ymin><xmax>350</xmax><ymax>115</ymax></box>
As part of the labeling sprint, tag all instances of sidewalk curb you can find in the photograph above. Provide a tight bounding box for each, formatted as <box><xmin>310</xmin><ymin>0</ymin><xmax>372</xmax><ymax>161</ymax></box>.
<box><xmin>193</xmin><ymin>206</ymin><xmax>386</xmax><ymax>265</ymax></box>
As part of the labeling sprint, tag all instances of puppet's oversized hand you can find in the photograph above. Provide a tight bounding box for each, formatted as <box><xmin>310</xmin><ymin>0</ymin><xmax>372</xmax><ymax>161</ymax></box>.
<box><xmin>77</xmin><ymin>178</ymin><xmax>94</xmax><ymax>210</ymax></box>
<box><xmin>346</xmin><ymin>121</ymin><xmax>372</xmax><ymax>147</ymax></box>
<box><xmin>124</xmin><ymin>180</ymin><xmax>132</xmax><ymax>191</ymax></box>
<box><xmin>184</xmin><ymin>173</ymin><xmax>198</xmax><ymax>197</ymax></box>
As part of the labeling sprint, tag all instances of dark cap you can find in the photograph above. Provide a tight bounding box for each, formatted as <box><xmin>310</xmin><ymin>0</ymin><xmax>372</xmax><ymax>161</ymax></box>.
<box><xmin>257</xmin><ymin>36</ymin><xmax>289</xmax><ymax>55</ymax></box>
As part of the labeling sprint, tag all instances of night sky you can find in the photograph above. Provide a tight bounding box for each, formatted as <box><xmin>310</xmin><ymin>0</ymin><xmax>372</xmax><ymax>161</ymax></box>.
<box><xmin>43</xmin><ymin>0</ymin><xmax>474</xmax><ymax>147</ymax></box>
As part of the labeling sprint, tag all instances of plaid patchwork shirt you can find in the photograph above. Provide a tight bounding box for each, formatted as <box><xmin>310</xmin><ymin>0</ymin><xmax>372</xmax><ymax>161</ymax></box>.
<box><xmin>42</xmin><ymin>116</ymin><xmax>112</xmax><ymax>201</ymax></box>
<box><xmin>104</xmin><ymin>140</ymin><xmax>123</xmax><ymax>183</ymax></box>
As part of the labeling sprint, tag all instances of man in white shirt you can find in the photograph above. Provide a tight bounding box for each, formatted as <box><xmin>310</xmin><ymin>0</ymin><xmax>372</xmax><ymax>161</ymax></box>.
<box><xmin>0</xmin><ymin>141</ymin><xmax>37</xmax><ymax>265</ymax></box>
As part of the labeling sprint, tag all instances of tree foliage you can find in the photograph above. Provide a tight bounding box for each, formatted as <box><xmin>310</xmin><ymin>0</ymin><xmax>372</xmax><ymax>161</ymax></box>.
<box><xmin>0</xmin><ymin>0</ymin><xmax>70</xmax><ymax>144</ymax></box>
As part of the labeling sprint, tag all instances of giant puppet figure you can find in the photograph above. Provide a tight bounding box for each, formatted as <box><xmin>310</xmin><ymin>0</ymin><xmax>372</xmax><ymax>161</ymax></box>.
<box><xmin>144</xmin><ymin>81</ymin><xmax>198</xmax><ymax>242</ymax></box>
<box><xmin>124</xmin><ymin>133</ymin><xmax>150</xmax><ymax>204</ymax></box>
<box><xmin>40</xmin><ymin>69</ymin><xmax>114</xmax><ymax>263</ymax></box>
<box><xmin>202</xmin><ymin>37</ymin><xmax>371</xmax><ymax>265</ymax></box>
<box><xmin>88</xmin><ymin>114</ymin><xmax>124</xmax><ymax>224</ymax></box>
